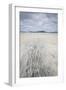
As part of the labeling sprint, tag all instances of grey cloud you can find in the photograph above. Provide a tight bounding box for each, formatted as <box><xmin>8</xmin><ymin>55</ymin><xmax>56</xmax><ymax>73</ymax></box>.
<box><xmin>20</xmin><ymin>12</ymin><xmax>58</xmax><ymax>32</ymax></box>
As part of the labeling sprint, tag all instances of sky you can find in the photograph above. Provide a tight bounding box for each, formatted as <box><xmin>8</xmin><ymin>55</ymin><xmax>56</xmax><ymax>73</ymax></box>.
<box><xmin>20</xmin><ymin>12</ymin><xmax>58</xmax><ymax>32</ymax></box>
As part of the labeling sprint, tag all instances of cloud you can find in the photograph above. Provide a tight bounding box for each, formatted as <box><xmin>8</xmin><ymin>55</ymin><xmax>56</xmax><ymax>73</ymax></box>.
<box><xmin>20</xmin><ymin>12</ymin><xmax>58</xmax><ymax>32</ymax></box>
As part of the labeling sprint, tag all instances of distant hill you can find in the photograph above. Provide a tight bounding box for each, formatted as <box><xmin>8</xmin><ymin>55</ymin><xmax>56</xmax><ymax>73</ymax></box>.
<box><xmin>20</xmin><ymin>30</ymin><xmax>57</xmax><ymax>33</ymax></box>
